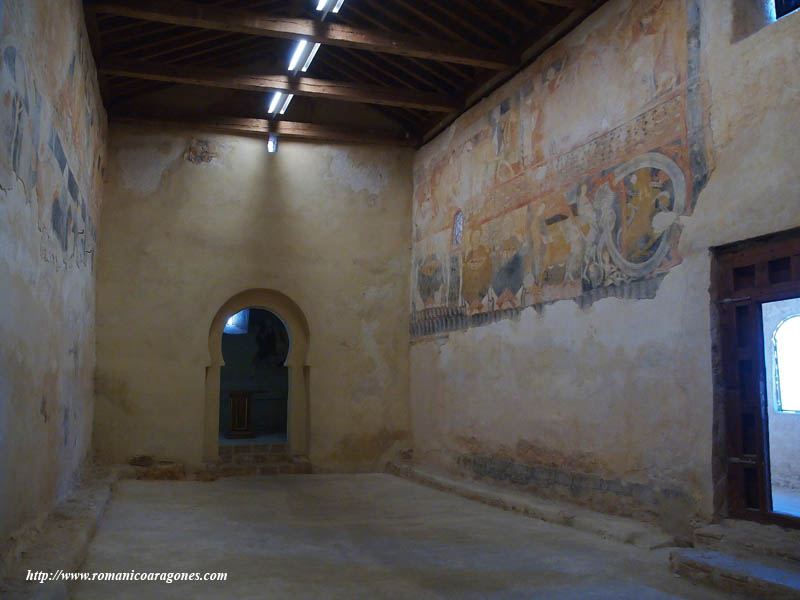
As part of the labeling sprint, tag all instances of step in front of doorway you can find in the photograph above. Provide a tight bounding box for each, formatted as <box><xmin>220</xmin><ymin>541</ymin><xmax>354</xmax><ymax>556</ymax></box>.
<box><xmin>670</xmin><ymin>548</ymin><xmax>800</xmax><ymax>599</ymax></box>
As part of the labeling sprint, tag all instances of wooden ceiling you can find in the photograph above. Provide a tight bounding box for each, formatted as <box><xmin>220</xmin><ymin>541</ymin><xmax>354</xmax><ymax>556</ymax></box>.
<box><xmin>85</xmin><ymin>0</ymin><xmax>604</xmax><ymax>147</ymax></box>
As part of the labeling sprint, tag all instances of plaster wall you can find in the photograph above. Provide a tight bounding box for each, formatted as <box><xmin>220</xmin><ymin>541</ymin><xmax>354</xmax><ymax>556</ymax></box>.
<box><xmin>95</xmin><ymin>128</ymin><xmax>412</xmax><ymax>471</ymax></box>
<box><xmin>409</xmin><ymin>0</ymin><xmax>800</xmax><ymax>533</ymax></box>
<box><xmin>0</xmin><ymin>0</ymin><xmax>106</xmax><ymax>543</ymax></box>
<box><xmin>762</xmin><ymin>298</ymin><xmax>800</xmax><ymax>491</ymax></box>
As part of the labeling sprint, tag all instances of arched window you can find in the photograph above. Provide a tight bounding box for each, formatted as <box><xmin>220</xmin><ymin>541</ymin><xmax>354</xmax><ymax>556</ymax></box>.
<box><xmin>773</xmin><ymin>315</ymin><xmax>800</xmax><ymax>412</ymax></box>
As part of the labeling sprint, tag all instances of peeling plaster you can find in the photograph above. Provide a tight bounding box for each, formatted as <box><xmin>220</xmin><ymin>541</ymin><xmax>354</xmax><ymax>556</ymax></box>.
<box><xmin>116</xmin><ymin>137</ymin><xmax>183</xmax><ymax>196</ymax></box>
<box><xmin>324</xmin><ymin>148</ymin><xmax>389</xmax><ymax>198</ymax></box>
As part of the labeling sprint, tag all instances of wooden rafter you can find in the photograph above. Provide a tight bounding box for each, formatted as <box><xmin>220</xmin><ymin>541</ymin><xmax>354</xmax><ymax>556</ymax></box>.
<box><xmin>313</xmin><ymin>52</ymin><xmax>428</xmax><ymax>129</ymax></box>
<box><xmin>87</xmin><ymin>0</ymin><xmax>607</xmax><ymax>147</ymax></box>
<box><xmin>331</xmin><ymin>6</ymin><xmax>469</xmax><ymax>89</ymax></box>
<box><xmin>100</xmin><ymin>58</ymin><xmax>461</xmax><ymax>112</ymax></box>
<box><xmin>535</xmin><ymin>0</ymin><xmax>591</xmax><ymax>7</ymax></box>
<box><xmin>110</xmin><ymin>114</ymin><xmax>417</xmax><ymax>146</ymax></box>
<box><xmin>88</xmin><ymin>0</ymin><xmax>514</xmax><ymax>69</ymax></box>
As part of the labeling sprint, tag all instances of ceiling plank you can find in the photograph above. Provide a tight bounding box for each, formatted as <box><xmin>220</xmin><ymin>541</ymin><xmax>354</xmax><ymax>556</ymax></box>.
<box><xmin>313</xmin><ymin>54</ymin><xmax>426</xmax><ymax>133</ymax></box>
<box><xmin>484</xmin><ymin>0</ymin><xmax>537</xmax><ymax>28</ymax></box>
<box><xmin>88</xmin><ymin>0</ymin><xmax>514</xmax><ymax>69</ymax></box>
<box><xmin>314</xmin><ymin>53</ymin><xmax>428</xmax><ymax>125</ymax></box>
<box><xmin>110</xmin><ymin>114</ymin><xmax>418</xmax><ymax>146</ymax></box>
<box><xmin>448</xmin><ymin>0</ymin><xmax>518</xmax><ymax>38</ymax></box>
<box><xmin>83</xmin><ymin>5</ymin><xmax>112</xmax><ymax>103</ymax></box>
<box><xmin>115</xmin><ymin>30</ymin><xmax>233</xmax><ymax>60</ymax></box>
<box><xmin>398</xmin><ymin>0</ymin><xmax>499</xmax><ymax>47</ymax></box>
<box><xmin>329</xmin><ymin>1</ymin><xmax>476</xmax><ymax>82</ymax></box>
<box><xmin>99</xmin><ymin>58</ymin><xmax>461</xmax><ymax>112</ymax></box>
<box><xmin>331</xmin><ymin>7</ymin><xmax>466</xmax><ymax>91</ymax></box>
<box><xmin>535</xmin><ymin>0</ymin><xmax>589</xmax><ymax>7</ymax></box>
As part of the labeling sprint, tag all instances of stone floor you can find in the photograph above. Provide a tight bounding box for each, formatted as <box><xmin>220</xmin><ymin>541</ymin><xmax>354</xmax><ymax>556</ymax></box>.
<box><xmin>71</xmin><ymin>474</ymin><xmax>735</xmax><ymax>599</ymax></box>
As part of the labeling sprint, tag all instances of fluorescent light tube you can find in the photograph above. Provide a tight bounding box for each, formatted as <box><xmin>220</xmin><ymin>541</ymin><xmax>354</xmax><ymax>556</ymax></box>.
<box><xmin>288</xmin><ymin>39</ymin><xmax>308</xmax><ymax>71</ymax></box>
<box><xmin>316</xmin><ymin>0</ymin><xmax>329</xmax><ymax>10</ymax></box>
<box><xmin>268</xmin><ymin>91</ymin><xmax>283</xmax><ymax>114</ymax></box>
<box><xmin>301</xmin><ymin>43</ymin><xmax>321</xmax><ymax>72</ymax></box>
<box><xmin>332</xmin><ymin>0</ymin><xmax>345</xmax><ymax>12</ymax></box>
<box><xmin>280</xmin><ymin>94</ymin><xmax>294</xmax><ymax>115</ymax></box>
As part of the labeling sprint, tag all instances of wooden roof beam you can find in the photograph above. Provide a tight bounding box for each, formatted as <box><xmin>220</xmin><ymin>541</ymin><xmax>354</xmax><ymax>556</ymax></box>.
<box><xmin>99</xmin><ymin>58</ymin><xmax>461</xmax><ymax>112</ymax></box>
<box><xmin>110</xmin><ymin>114</ymin><xmax>417</xmax><ymax>146</ymax></box>
<box><xmin>88</xmin><ymin>0</ymin><xmax>514</xmax><ymax>70</ymax></box>
<box><xmin>535</xmin><ymin>0</ymin><xmax>591</xmax><ymax>7</ymax></box>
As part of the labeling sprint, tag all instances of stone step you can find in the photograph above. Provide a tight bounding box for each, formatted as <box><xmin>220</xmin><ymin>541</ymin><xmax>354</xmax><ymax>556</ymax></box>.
<box><xmin>218</xmin><ymin>442</ymin><xmax>287</xmax><ymax>460</ymax></box>
<box><xmin>386</xmin><ymin>461</ymin><xmax>675</xmax><ymax>550</ymax></box>
<box><xmin>670</xmin><ymin>548</ymin><xmax>800</xmax><ymax>599</ymax></box>
<box><xmin>123</xmin><ymin>458</ymin><xmax>186</xmax><ymax>480</ymax></box>
<box><xmin>0</xmin><ymin>468</ymin><xmax>116</xmax><ymax>600</ymax></box>
<box><xmin>196</xmin><ymin>457</ymin><xmax>312</xmax><ymax>480</ymax></box>
<box><xmin>693</xmin><ymin>519</ymin><xmax>800</xmax><ymax>565</ymax></box>
<box><xmin>121</xmin><ymin>446</ymin><xmax>308</xmax><ymax>481</ymax></box>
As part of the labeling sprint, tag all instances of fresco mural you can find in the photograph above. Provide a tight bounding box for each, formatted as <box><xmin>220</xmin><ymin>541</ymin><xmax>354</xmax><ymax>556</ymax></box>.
<box><xmin>0</xmin><ymin>8</ymin><xmax>105</xmax><ymax>272</ymax></box>
<box><xmin>411</xmin><ymin>0</ymin><xmax>707</xmax><ymax>339</ymax></box>
<box><xmin>0</xmin><ymin>0</ymin><xmax>107</xmax><ymax>542</ymax></box>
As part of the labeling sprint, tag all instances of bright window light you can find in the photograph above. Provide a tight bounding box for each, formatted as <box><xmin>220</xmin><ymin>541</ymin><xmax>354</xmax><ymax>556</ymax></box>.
<box><xmin>223</xmin><ymin>309</ymin><xmax>249</xmax><ymax>335</ymax></box>
<box><xmin>267</xmin><ymin>134</ymin><xmax>278</xmax><ymax>154</ymax></box>
<box><xmin>775</xmin><ymin>315</ymin><xmax>800</xmax><ymax>412</ymax></box>
<box><xmin>288</xmin><ymin>39</ymin><xmax>308</xmax><ymax>71</ymax></box>
<box><xmin>268</xmin><ymin>91</ymin><xmax>283</xmax><ymax>114</ymax></box>
<box><xmin>279</xmin><ymin>94</ymin><xmax>294</xmax><ymax>115</ymax></box>
<box><xmin>302</xmin><ymin>43</ymin><xmax>321</xmax><ymax>72</ymax></box>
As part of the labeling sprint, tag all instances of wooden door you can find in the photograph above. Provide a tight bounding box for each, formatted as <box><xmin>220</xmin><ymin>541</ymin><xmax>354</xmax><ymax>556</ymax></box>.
<box><xmin>713</xmin><ymin>228</ymin><xmax>800</xmax><ymax>527</ymax></box>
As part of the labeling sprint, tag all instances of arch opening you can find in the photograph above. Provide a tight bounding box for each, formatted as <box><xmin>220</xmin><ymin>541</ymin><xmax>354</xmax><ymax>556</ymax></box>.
<box><xmin>204</xmin><ymin>289</ymin><xmax>310</xmax><ymax>461</ymax></box>
<box><xmin>219</xmin><ymin>308</ymin><xmax>290</xmax><ymax>446</ymax></box>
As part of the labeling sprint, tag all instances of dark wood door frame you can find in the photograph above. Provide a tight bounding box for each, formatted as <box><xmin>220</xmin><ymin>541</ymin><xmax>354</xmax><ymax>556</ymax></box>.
<box><xmin>712</xmin><ymin>227</ymin><xmax>800</xmax><ymax>529</ymax></box>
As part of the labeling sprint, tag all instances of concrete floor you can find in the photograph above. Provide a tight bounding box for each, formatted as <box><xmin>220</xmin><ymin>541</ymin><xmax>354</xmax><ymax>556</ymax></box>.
<box><xmin>72</xmin><ymin>474</ymin><xmax>730</xmax><ymax>600</ymax></box>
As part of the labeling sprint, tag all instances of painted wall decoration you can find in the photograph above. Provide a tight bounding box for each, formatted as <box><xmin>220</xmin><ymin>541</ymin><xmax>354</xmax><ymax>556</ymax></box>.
<box><xmin>0</xmin><ymin>7</ymin><xmax>105</xmax><ymax>272</ymax></box>
<box><xmin>0</xmin><ymin>0</ymin><xmax>107</xmax><ymax>540</ymax></box>
<box><xmin>411</xmin><ymin>0</ymin><xmax>707</xmax><ymax>339</ymax></box>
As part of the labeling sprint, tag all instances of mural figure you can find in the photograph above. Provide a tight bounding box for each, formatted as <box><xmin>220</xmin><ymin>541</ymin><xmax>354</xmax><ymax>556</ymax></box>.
<box><xmin>488</xmin><ymin>97</ymin><xmax>521</xmax><ymax>183</ymax></box>
<box><xmin>462</xmin><ymin>228</ymin><xmax>492</xmax><ymax>315</ymax></box>
<box><xmin>598</xmin><ymin>152</ymin><xmax>685</xmax><ymax>279</ymax></box>
<box><xmin>540</xmin><ymin>214</ymin><xmax>572</xmax><ymax>287</ymax></box>
<box><xmin>417</xmin><ymin>253</ymin><xmax>443</xmax><ymax>308</ymax></box>
<box><xmin>492</xmin><ymin>235</ymin><xmax>524</xmax><ymax>309</ymax></box>
<box><xmin>570</xmin><ymin>182</ymin><xmax>603</xmax><ymax>290</ymax></box>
